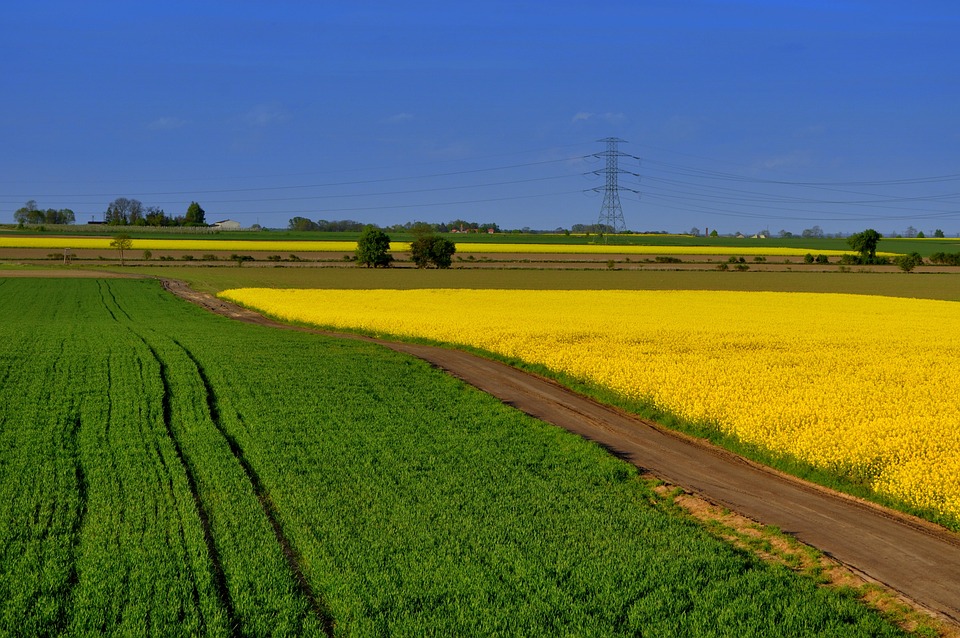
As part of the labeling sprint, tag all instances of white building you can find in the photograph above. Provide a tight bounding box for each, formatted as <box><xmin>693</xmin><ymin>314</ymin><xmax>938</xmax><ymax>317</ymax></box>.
<box><xmin>211</xmin><ymin>219</ymin><xmax>242</xmax><ymax>230</ymax></box>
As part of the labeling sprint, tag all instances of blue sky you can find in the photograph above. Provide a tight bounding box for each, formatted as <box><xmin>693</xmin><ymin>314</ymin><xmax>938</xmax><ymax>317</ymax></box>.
<box><xmin>3</xmin><ymin>1</ymin><xmax>959</xmax><ymax>234</ymax></box>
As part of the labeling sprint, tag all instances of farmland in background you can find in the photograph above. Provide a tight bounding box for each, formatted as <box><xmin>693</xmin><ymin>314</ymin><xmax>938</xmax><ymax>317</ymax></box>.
<box><xmin>0</xmin><ymin>277</ymin><xmax>908</xmax><ymax>636</ymax></box>
<box><xmin>3</xmin><ymin>225</ymin><xmax>960</xmax><ymax>256</ymax></box>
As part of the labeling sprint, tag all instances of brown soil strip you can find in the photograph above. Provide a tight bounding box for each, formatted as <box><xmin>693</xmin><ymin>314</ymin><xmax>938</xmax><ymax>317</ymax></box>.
<box><xmin>161</xmin><ymin>278</ymin><xmax>960</xmax><ymax>634</ymax></box>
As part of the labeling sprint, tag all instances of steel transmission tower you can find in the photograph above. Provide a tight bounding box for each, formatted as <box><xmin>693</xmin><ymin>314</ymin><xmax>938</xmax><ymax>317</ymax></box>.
<box><xmin>590</xmin><ymin>137</ymin><xmax>640</xmax><ymax>235</ymax></box>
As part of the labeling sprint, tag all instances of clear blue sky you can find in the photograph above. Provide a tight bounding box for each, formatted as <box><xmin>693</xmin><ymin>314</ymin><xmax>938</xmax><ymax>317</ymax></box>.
<box><xmin>3</xmin><ymin>1</ymin><xmax>959</xmax><ymax>235</ymax></box>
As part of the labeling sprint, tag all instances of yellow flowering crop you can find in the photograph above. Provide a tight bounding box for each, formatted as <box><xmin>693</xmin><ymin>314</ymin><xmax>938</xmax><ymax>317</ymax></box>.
<box><xmin>220</xmin><ymin>287</ymin><xmax>960</xmax><ymax>520</ymax></box>
<box><xmin>0</xmin><ymin>237</ymin><xmax>358</xmax><ymax>252</ymax></box>
<box><xmin>452</xmin><ymin>243</ymin><xmax>858</xmax><ymax>256</ymax></box>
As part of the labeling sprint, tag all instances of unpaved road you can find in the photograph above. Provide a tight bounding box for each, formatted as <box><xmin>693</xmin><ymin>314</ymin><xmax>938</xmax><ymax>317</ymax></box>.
<box><xmin>163</xmin><ymin>278</ymin><xmax>960</xmax><ymax>626</ymax></box>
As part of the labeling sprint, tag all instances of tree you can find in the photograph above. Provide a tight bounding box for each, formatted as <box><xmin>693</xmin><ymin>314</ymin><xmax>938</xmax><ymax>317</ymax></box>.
<box><xmin>44</xmin><ymin>208</ymin><xmax>75</xmax><ymax>224</ymax></box>
<box><xmin>847</xmin><ymin>228</ymin><xmax>882</xmax><ymax>263</ymax></box>
<box><xmin>105</xmin><ymin>198</ymin><xmax>143</xmax><ymax>225</ymax></box>
<box><xmin>354</xmin><ymin>225</ymin><xmax>393</xmax><ymax>267</ymax></box>
<box><xmin>144</xmin><ymin>206</ymin><xmax>170</xmax><ymax>226</ymax></box>
<box><xmin>689</xmin><ymin>227</ymin><xmax>701</xmax><ymax>237</ymax></box>
<box><xmin>14</xmin><ymin>200</ymin><xmax>39</xmax><ymax>224</ymax></box>
<box><xmin>289</xmin><ymin>216</ymin><xmax>319</xmax><ymax>231</ymax></box>
<box><xmin>934</xmin><ymin>229</ymin><xmax>945</xmax><ymax>238</ymax></box>
<box><xmin>429</xmin><ymin>236</ymin><xmax>456</xmax><ymax>268</ymax></box>
<box><xmin>184</xmin><ymin>202</ymin><xmax>206</xmax><ymax>226</ymax></box>
<box><xmin>801</xmin><ymin>225</ymin><xmax>824</xmax><ymax>239</ymax></box>
<box><xmin>709</xmin><ymin>229</ymin><xmax>719</xmax><ymax>237</ymax></box>
<box><xmin>916</xmin><ymin>231</ymin><xmax>926</xmax><ymax>238</ymax></box>
<box><xmin>109</xmin><ymin>233</ymin><xmax>133</xmax><ymax>266</ymax></box>
<box><xmin>410</xmin><ymin>233</ymin><xmax>456</xmax><ymax>268</ymax></box>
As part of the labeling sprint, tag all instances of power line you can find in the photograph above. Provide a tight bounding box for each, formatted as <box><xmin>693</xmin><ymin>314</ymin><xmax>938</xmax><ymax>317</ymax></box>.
<box><xmin>2</xmin><ymin>156</ymin><xmax>589</xmax><ymax>200</ymax></box>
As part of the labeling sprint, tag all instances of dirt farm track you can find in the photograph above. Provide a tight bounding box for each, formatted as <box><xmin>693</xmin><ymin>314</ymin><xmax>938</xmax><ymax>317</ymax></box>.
<box><xmin>150</xmin><ymin>278</ymin><xmax>960</xmax><ymax>628</ymax></box>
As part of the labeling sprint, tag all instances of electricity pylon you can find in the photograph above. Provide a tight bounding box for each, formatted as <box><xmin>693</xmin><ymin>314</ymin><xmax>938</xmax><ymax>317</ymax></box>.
<box><xmin>590</xmin><ymin>137</ymin><xmax>640</xmax><ymax>237</ymax></box>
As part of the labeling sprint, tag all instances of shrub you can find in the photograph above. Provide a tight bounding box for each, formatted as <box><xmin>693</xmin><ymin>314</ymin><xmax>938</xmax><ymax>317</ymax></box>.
<box><xmin>839</xmin><ymin>254</ymin><xmax>890</xmax><ymax>266</ymax></box>
<box><xmin>229</xmin><ymin>254</ymin><xmax>254</xmax><ymax>267</ymax></box>
<box><xmin>929</xmin><ymin>252</ymin><xmax>960</xmax><ymax>266</ymax></box>
<box><xmin>894</xmin><ymin>252</ymin><xmax>924</xmax><ymax>272</ymax></box>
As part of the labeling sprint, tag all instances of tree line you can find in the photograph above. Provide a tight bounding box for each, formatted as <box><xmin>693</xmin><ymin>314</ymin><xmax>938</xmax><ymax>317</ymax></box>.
<box><xmin>13</xmin><ymin>198</ymin><xmax>208</xmax><ymax>227</ymax></box>
<box><xmin>290</xmin><ymin>217</ymin><xmax>499</xmax><ymax>234</ymax></box>
<box><xmin>104</xmin><ymin>198</ymin><xmax>206</xmax><ymax>227</ymax></box>
<box><xmin>14</xmin><ymin>201</ymin><xmax>75</xmax><ymax>225</ymax></box>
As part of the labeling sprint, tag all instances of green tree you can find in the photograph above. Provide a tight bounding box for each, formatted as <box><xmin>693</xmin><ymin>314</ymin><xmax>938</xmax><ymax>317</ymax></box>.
<box><xmin>410</xmin><ymin>234</ymin><xmax>456</xmax><ymax>269</ymax></box>
<box><xmin>13</xmin><ymin>200</ymin><xmax>39</xmax><ymax>224</ymax></box>
<box><xmin>48</xmin><ymin>208</ymin><xmax>75</xmax><ymax>224</ymax></box>
<box><xmin>184</xmin><ymin>202</ymin><xmax>206</xmax><ymax>226</ymax></box>
<box><xmin>109</xmin><ymin>233</ymin><xmax>133</xmax><ymax>266</ymax></box>
<box><xmin>355</xmin><ymin>225</ymin><xmax>393</xmax><ymax>267</ymax></box>
<box><xmin>288</xmin><ymin>216</ymin><xmax>319</xmax><ymax>231</ymax></box>
<box><xmin>934</xmin><ymin>229</ymin><xmax>945</xmax><ymax>238</ymax></box>
<box><xmin>847</xmin><ymin>228</ymin><xmax>882</xmax><ymax>263</ymax></box>
<box><xmin>105</xmin><ymin>197</ymin><xmax>143</xmax><ymax>225</ymax></box>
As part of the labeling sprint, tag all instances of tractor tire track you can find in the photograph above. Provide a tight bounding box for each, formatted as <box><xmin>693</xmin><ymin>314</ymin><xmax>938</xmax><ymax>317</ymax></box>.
<box><xmin>173</xmin><ymin>340</ymin><xmax>336</xmax><ymax>637</ymax></box>
<box><xmin>141</xmin><ymin>339</ymin><xmax>238</xmax><ymax>636</ymax></box>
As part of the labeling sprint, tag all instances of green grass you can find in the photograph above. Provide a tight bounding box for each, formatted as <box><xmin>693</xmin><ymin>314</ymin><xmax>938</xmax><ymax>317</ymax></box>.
<box><xmin>113</xmin><ymin>264</ymin><xmax>960</xmax><ymax>301</ymax></box>
<box><xmin>0</xmin><ymin>277</ymin><xmax>907</xmax><ymax>636</ymax></box>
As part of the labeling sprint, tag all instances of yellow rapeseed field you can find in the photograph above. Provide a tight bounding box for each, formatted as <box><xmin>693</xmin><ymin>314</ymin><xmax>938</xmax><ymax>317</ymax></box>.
<box><xmin>220</xmin><ymin>288</ymin><xmax>960</xmax><ymax>520</ymax></box>
<box><xmin>452</xmin><ymin>243</ymin><xmax>857</xmax><ymax>256</ymax></box>
<box><xmin>0</xmin><ymin>237</ymin><xmax>358</xmax><ymax>252</ymax></box>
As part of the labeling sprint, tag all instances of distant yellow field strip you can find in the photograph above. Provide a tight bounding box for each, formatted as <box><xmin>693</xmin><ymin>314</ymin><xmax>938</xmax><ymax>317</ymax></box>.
<box><xmin>220</xmin><ymin>288</ymin><xmax>960</xmax><ymax>520</ymax></box>
<box><xmin>0</xmin><ymin>237</ymin><xmax>358</xmax><ymax>252</ymax></box>
<box><xmin>453</xmin><ymin>243</ymin><xmax>859</xmax><ymax>256</ymax></box>
<box><xmin>0</xmin><ymin>236</ymin><xmax>873</xmax><ymax>256</ymax></box>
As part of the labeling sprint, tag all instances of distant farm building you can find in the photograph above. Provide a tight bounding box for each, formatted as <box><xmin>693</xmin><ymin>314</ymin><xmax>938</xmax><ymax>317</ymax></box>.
<box><xmin>211</xmin><ymin>219</ymin><xmax>241</xmax><ymax>230</ymax></box>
